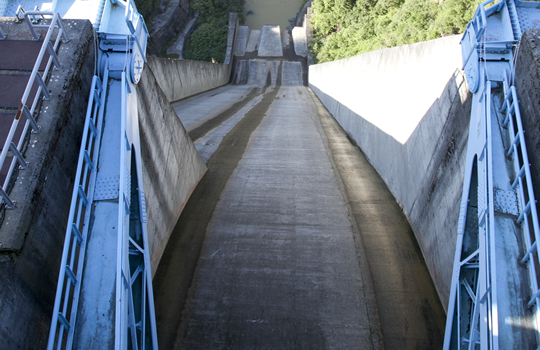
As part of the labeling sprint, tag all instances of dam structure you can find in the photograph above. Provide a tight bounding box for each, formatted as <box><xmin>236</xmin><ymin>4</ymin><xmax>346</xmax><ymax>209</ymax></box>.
<box><xmin>1</xmin><ymin>0</ymin><xmax>540</xmax><ymax>349</ymax></box>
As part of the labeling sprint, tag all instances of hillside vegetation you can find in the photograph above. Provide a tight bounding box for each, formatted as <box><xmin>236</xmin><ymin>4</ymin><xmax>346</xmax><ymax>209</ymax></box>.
<box><xmin>310</xmin><ymin>0</ymin><xmax>483</xmax><ymax>63</ymax></box>
<box><xmin>184</xmin><ymin>0</ymin><xmax>245</xmax><ymax>63</ymax></box>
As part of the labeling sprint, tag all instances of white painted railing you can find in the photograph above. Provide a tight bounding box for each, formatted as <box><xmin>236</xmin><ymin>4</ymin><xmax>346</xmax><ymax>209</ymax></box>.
<box><xmin>0</xmin><ymin>11</ymin><xmax>69</xmax><ymax>209</ymax></box>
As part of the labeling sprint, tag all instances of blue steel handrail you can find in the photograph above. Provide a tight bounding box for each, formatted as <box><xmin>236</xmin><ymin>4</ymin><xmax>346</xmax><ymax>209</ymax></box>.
<box><xmin>46</xmin><ymin>73</ymin><xmax>108</xmax><ymax>350</ymax></box>
<box><xmin>501</xmin><ymin>83</ymin><xmax>540</xmax><ymax>310</ymax></box>
<box><xmin>445</xmin><ymin>0</ymin><xmax>540</xmax><ymax>347</ymax></box>
<box><xmin>115</xmin><ymin>71</ymin><xmax>159</xmax><ymax>350</ymax></box>
<box><xmin>0</xmin><ymin>11</ymin><xmax>69</xmax><ymax>210</ymax></box>
<box><xmin>125</xmin><ymin>0</ymin><xmax>148</xmax><ymax>58</ymax></box>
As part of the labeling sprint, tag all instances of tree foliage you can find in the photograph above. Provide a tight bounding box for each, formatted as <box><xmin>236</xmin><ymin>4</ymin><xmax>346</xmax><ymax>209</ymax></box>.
<box><xmin>184</xmin><ymin>0</ymin><xmax>245</xmax><ymax>63</ymax></box>
<box><xmin>310</xmin><ymin>0</ymin><xmax>483</xmax><ymax>63</ymax></box>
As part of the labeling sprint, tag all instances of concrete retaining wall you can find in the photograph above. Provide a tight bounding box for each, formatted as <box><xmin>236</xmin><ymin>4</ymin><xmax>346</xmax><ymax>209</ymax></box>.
<box><xmin>515</xmin><ymin>29</ymin><xmax>540</xmax><ymax>206</ymax></box>
<box><xmin>136</xmin><ymin>63</ymin><xmax>207</xmax><ymax>276</ymax></box>
<box><xmin>147</xmin><ymin>56</ymin><xmax>230</xmax><ymax>103</ymax></box>
<box><xmin>0</xmin><ymin>19</ymin><xmax>95</xmax><ymax>349</ymax></box>
<box><xmin>309</xmin><ymin>35</ymin><xmax>471</xmax><ymax>310</ymax></box>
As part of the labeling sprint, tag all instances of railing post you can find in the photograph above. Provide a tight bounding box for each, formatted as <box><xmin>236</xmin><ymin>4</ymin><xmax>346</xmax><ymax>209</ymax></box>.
<box><xmin>23</xmin><ymin>12</ymin><xmax>40</xmax><ymax>40</ymax></box>
<box><xmin>9</xmin><ymin>143</ymin><xmax>28</xmax><ymax>169</ymax></box>
<box><xmin>35</xmin><ymin>73</ymin><xmax>51</xmax><ymax>100</ymax></box>
<box><xmin>0</xmin><ymin>187</ymin><xmax>16</xmax><ymax>209</ymax></box>
<box><xmin>46</xmin><ymin>41</ymin><xmax>62</xmax><ymax>68</ymax></box>
<box><xmin>22</xmin><ymin>105</ymin><xmax>41</xmax><ymax>132</ymax></box>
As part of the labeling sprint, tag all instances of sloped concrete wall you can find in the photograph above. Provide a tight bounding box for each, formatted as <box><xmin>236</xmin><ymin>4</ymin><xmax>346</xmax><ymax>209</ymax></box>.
<box><xmin>147</xmin><ymin>56</ymin><xmax>230</xmax><ymax>103</ymax></box>
<box><xmin>136</xmin><ymin>63</ymin><xmax>207</xmax><ymax>276</ymax></box>
<box><xmin>309</xmin><ymin>35</ymin><xmax>471</xmax><ymax>310</ymax></box>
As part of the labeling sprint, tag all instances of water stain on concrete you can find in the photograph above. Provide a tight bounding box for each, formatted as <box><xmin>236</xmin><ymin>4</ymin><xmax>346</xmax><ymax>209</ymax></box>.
<box><xmin>153</xmin><ymin>82</ymin><xmax>281</xmax><ymax>350</ymax></box>
<box><xmin>188</xmin><ymin>88</ymin><xmax>260</xmax><ymax>142</ymax></box>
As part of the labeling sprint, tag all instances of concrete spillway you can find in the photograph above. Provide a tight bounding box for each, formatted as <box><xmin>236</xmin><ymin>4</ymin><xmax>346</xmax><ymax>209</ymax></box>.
<box><xmin>153</xmin><ymin>57</ymin><xmax>444</xmax><ymax>348</ymax></box>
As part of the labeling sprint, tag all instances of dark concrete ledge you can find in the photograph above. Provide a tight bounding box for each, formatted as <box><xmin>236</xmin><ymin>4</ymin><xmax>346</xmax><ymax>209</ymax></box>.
<box><xmin>0</xmin><ymin>18</ymin><xmax>95</xmax><ymax>349</ymax></box>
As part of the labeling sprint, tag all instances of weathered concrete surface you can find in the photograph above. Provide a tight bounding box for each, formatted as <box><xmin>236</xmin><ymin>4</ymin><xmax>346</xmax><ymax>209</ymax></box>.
<box><xmin>146</xmin><ymin>0</ymin><xmax>190</xmax><ymax>55</ymax></box>
<box><xmin>282</xmin><ymin>61</ymin><xmax>303</xmax><ymax>85</ymax></box>
<box><xmin>0</xmin><ymin>19</ymin><xmax>95</xmax><ymax>349</ymax></box>
<box><xmin>172</xmin><ymin>85</ymin><xmax>255</xmax><ymax>131</ymax></box>
<box><xmin>309</xmin><ymin>35</ymin><xmax>471</xmax><ymax>310</ymax></box>
<box><xmin>136</xmin><ymin>62</ymin><xmax>207</xmax><ymax>275</ymax></box>
<box><xmin>292</xmin><ymin>25</ymin><xmax>307</xmax><ymax>57</ymax></box>
<box><xmin>246</xmin><ymin>29</ymin><xmax>260</xmax><ymax>52</ymax></box>
<box><xmin>515</xmin><ymin>29</ymin><xmax>540</xmax><ymax>204</ymax></box>
<box><xmin>308</xmin><ymin>87</ymin><xmax>445</xmax><ymax>348</ymax></box>
<box><xmin>155</xmin><ymin>82</ymin><xmax>385</xmax><ymax>349</ymax></box>
<box><xmin>146</xmin><ymin>56</ymin><xmax>230</xmax><ymax>102</ymax></box>
<box><xmin>258</xmin><ymin>25</ymin><xmax>283</xmax><ymax>57</ymax></box>
<box><xmin>234</xmin><ymin>25</ymin><xmax>250</xmax><ymax>57</ymax></box>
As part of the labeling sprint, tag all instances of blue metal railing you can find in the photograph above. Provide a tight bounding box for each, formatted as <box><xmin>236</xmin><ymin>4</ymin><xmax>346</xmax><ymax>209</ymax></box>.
<box><xmin>501</xmin><ymin>83</ymin><xmax>540</xmax><ymax>309</ymax></box>
<box><xmin>47</xmin><ymin>73</ymin><xmax>108</xmax><ymax>350</ymax></box>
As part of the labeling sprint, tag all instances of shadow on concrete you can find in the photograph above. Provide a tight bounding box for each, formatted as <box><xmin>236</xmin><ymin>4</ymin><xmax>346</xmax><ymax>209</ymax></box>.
<box><xmin>310</xmin><ymin>70</ymin><xmax>472</xmax><ymax>348</ymax></box>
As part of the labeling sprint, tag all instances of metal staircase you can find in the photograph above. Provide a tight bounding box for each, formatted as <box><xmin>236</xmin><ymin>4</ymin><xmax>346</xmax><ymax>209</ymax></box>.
<box><xmin>444</xmin><ymin>0</ymin><xmax>540</xmax><ymax>348</ymax></box>
<box><xmin>47</xmin><ymin>0</ymin><xmax>157</xmax><ymax>348</ymax></box>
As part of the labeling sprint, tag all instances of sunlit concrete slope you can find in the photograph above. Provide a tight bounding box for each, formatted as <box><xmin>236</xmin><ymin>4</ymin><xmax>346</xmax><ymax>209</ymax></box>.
<box><xmin>309</xmin><ymin>35</ymin><xmax>471</xmax><ymax>310</ymax></box>
<box><xmin>154</xmin><ymin>54</ymin><xmax>445</xmax><ymax>349</ymax></box>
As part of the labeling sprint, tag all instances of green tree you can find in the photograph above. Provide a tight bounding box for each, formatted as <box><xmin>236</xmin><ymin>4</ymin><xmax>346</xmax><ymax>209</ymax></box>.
<box><xmin>310</xmin><ymin>0</ymin><xmax>483</xmax><ymax>63</ymax></box>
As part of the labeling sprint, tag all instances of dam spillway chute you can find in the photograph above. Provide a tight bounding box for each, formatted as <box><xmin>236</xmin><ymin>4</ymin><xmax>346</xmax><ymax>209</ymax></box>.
<box><xmin>46</xmin><ymin>0</ymin><xmax>158</xmax><ymax>348</ymax></box>
<box><xmin>444</xmin><ymin>0</ymin><xmax>540</xmax><ymax>348</ymax></box>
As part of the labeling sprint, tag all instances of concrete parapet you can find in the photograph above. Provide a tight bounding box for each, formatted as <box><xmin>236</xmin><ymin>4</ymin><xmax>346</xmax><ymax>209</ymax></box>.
<box><xmin>0</xmin><ymin>18</ymin><xmax>95</xmax><ymax>349</ymax></box>
<box><xmin>146</xmin><ymin>56</ymin><xmax>230</xmax><ymax>102</ymax></box>
<box><xmin>309</xmin><ymin>35</ymin><xmax>471</xmax><ymax>310</ymax></box>
<box><xmin>136</xmin><ymin>63</ymin><xmax>207</xmax><ymax>275</ymax></box>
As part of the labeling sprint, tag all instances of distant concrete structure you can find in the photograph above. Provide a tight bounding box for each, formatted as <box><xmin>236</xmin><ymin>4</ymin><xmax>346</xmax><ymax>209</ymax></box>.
<box><xmin>292</xmin><ymin>25</ymin><xmax>307</xmax><ymax>57</ymax></box>
<box><xmin>246</xmin><ymin>29</ymin><xmax>260</xmax><ymax>52</ymax></box>
<box><xmin>234</xmin><ymin>25</ymin><xmax>250</xmax><ymax>56</ymax></box>
<box><xmin>258</xmin><ymin>25</ymin><xmax>283</xmax><ymax>57</ymax></box>
<box><xmin>166</xmin><ymin>15</ymin><xmax>198</xmax><ymax>59</ymax></box>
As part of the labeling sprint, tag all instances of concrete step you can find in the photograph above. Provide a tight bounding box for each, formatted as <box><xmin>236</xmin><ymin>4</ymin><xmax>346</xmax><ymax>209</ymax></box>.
<box><xmin>258</xmin><ymin>25</ymin><xmax>283</xmax><ymax>57</ymax></box>
<box><xmin>245</xmin><ymin>29</ymin><xmax>260</xmax><ymax>53</ymax></box>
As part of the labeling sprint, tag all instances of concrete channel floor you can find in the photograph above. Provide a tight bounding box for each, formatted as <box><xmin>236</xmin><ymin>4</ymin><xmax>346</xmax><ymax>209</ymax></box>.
<box><xmin>155</xmin><ymin>79</ymin><xmax>445</xmax><ymax>348</ymax></box>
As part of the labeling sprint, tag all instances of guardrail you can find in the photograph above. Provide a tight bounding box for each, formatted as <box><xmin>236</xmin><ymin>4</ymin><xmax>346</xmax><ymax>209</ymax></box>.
<box><xmin>501</xmin><ymin>82</ymin><xmax>540</xmax><ymax>312</ymax></box>
<box><xmin>47</xmin><ymin>73</ymin><xmax>107</xmax><ymax>350</ymax></box>
<box><xmin>0</xmin><ymin>11</ymin><xmax>69</xmax><ymax>210</ymax></box>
